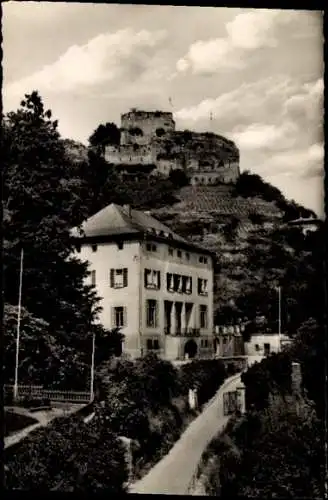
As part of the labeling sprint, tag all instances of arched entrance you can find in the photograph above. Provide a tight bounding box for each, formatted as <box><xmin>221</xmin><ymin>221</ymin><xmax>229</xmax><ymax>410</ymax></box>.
<box><xmin>184</xmin><ymin>339</ymin><xmax>198</xmax><ymax>359</ymax></box>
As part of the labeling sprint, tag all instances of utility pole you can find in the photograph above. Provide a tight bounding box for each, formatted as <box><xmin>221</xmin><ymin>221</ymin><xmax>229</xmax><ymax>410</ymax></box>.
<box><xmin>14</xmin><ymin>248</ymin><xmax>24</xmax><ymax>401</ymax></box>
<box><xmin>278</xmin><ymin>286</ymin><xmax>282</xmax><ymax>352</ymax></box>
<box><xmin>90</xmin><ymin>331</ymin><xmax>96</xmax><ymax>402</ymax></box>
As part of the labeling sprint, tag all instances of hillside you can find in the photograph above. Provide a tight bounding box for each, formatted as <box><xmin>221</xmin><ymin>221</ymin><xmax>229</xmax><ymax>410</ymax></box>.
<box><xmin>61</xmin><ymin>139</ymin><xmax>320</xmax><ymax>333</ymax></box>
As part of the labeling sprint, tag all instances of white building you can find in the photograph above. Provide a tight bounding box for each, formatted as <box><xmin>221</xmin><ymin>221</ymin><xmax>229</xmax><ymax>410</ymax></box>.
<box><xmin>244</xmin><ymin>332</ymin><xmax>292</xmax><ymax>357</ymax></box>
<box><xmin>71</xmin><ymin>203</ymin><xmax>215</xmax><ymax>360</ymax></box>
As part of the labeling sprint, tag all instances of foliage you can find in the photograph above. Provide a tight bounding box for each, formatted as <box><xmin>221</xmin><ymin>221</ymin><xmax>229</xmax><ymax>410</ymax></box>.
<box><xmin>178</xmin><ymin>359</ymin><xmax>227</xmax><ymax>406</ymax></box>
<box><xmin>287</xmin><ymin>318</ymin><xmax>325</xmax><ymax>418</ymax></box>
<box><xmin>168</xmin><ymin>168</ymin><xmax>189</xmax><ymax>188</ymax></box>
<box><xmin>5</xmin><ymin>413</ymin><xmax>128</xmax><ymax>492</ymax></box>
<box><xmin>235</xmin><ymin>171</ymin><xmax>316</xmax><ymax>220</ymax></box>
<box><xmin>2</xmin><ymin>92</ymin><xmax>119</xmax><ymax>389</ymax></box>
<box><xmin>241</xmin><ymin>352</ymin><xmax>292</xmax><ymax>411</ymax></box>
<box><xmin>219</xmin><ymin>396</ymin><xmax>325</xmax><ymax>498</ymax></box>
<box><xmin>88</xmin><ymin>122</ymin><xmax>121</xmax><ymax>153</ymax></box>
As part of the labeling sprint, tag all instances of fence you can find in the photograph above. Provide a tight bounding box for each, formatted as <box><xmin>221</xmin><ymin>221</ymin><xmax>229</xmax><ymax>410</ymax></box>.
<box><xmin>4</xmin><ymin>384</ymin><xmax>91</xmax><ymax>403</ymax></box>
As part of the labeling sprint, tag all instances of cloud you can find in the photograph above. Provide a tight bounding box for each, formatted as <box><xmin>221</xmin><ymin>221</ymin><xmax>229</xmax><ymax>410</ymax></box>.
<box><xmin>230</xmin><ymin>122</ymin><xmax>298</xmax><ymax>151</ymax></box>
<box><xmin>176</xmin><ymin>9</ymin><xmax>287</xmax><ymax>74</ymax></box>
<box><xmin>4</xmin><ymin>28</ymin><xmax>167</xmax><ymax>105</ymax></box>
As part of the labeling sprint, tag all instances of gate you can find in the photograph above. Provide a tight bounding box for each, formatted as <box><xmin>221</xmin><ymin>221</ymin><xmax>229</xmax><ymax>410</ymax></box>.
<box><xmin>223</xmin><ymin>390</ymin><xmax>238</xmax><ymax>416</ymax></box>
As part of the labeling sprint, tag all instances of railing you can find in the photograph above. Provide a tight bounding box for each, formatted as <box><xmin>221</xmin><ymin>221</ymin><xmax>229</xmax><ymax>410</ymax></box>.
<box><xmin>4</xmin><ymin>384</ymin><xmax>91</xmax><ymax>403</ymax></box>
<box><xmin>164</xmin><ymin>327</ymin><xmax>200</xmax><ymax>337</ymax></box>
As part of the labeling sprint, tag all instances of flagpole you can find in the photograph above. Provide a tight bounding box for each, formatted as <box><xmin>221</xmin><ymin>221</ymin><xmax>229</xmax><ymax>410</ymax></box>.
<box><xmin>278</xmin><ymin>286</ymin><xmax>282</xmax><ymax>352</ymax></box>
<box><xmin>90</xmin><ymin>331</ymin><xmax>96</xmax><ymax>402</ymax></box>
<box><xmin>14</xmin><ymin>248</ymin><xmax>24</xmax><ymax>401</ymax></box>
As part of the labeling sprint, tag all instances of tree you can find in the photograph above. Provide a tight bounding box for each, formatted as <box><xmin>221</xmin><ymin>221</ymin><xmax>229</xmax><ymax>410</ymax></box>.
<box><xmin>3</xmin><ymin>92</ymin><xmax>111</xmax><ymax>389</ymax></box>
<box><xmin>88</xmin><ymin>122</ymin><xmax>121</xmax><ymax>153</ymax></box>
<box><xmin>168</xmin><ymin>168</ymin><xmax>189</xmax><ymax>187</ymax></box>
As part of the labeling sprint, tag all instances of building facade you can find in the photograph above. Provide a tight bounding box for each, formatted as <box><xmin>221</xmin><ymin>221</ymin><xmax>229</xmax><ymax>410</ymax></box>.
<box><xmin>71</xmin><ymin>203</ymin><xmax>215</xmax><ymax>360</ymax></box>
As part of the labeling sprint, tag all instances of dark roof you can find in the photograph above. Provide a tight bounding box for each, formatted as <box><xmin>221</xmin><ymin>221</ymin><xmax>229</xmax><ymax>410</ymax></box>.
<box><xmin>71</xmin><ymin>204</ymin><xmax>214</xmax><ymax>256</ymax></box>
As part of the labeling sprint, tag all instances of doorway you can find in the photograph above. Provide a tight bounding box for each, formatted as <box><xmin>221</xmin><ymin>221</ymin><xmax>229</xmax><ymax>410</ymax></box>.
<box><xmin>184</xmin><ymin>339</ymin><xmax>198</xmax><ymax>359</ymax></box>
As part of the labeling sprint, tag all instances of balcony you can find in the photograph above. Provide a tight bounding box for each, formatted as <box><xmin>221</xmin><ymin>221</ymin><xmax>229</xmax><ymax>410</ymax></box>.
<box><xmin>164</xmin><ymin>327</ymin><xmax>200</xmax><ymax>337</ymax></box>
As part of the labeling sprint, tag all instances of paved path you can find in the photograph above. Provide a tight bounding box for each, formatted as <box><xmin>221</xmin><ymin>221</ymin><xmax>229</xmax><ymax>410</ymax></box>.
<box><xmin>128</xmin><ymin>373</ymin><xmax>241</xmax><ymax>495</ymax></box>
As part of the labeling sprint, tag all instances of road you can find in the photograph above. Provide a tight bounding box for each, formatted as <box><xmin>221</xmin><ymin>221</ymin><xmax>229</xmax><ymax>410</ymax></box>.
<box><xmin>128</xmin><ymin>372</ymin><xmax>241</xmax><ymax>495</ymax></box>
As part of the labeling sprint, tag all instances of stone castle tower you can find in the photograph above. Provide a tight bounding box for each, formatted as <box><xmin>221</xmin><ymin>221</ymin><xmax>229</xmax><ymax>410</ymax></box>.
<box><xmin>105</xmin><ymin>108</ymin><xmax>240</xmax><ymax>186</ymax></box>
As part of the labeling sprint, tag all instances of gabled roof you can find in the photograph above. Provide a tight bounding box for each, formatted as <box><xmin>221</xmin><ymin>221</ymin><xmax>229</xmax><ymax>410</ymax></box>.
<box><xmin>71</xmin><ymin>203</ymin><xmax>184</xmax><ymax>243</ymax></box>
<box><xmin>71</xmin><ymin>204</ymin><xmax>214</xmax><ymax>256</ymax></box>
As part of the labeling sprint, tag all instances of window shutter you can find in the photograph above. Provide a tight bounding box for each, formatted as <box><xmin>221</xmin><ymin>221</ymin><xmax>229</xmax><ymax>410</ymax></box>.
<box><xmin>110</xmin><ymin>269</ymin><xmax>115</xmax><ymax>288</ymax></box>
<box><xmin>144</xmin><ymin>269</ymin><xmax>148</xmax><ymax>288</ymax></box>
<box><xmin>123</xmin><ymin>307</ymin><xmax>127</xmax><ymax>327</ymax></box>
<box><xmin>123</xmin><ymin>268</ymin><xmax>128</xmax><ymax>287</ymax></box>
<box><xmin>155</xmin><ymin>301</ymin><xmax>159</xmax><ymax>328</ymax></box>
<box><xmin>157</xmin><ymin>271</ymin><xmax>161</xmax><ymax>290</ymax></box>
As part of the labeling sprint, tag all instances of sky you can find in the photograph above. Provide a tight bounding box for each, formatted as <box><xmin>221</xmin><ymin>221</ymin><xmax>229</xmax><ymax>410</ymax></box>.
<box><xmin>3</xmin><ymin>3</ymin><xmax>324</xmax><ymax>216</ymax></box>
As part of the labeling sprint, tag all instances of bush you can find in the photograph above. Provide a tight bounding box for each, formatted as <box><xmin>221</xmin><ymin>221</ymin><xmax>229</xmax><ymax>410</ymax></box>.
<box><xmin>241</xmin><ymin>352</ymin><xmax>292</xmax><ymax>411</ymax></box>
<box><xmin>5</xmin><ymin>413</ymin><xmax>128</xmax><ymax>491</ymax></box>
<box><xmin>178</xmin><ymin>360</ymin><xmax>227</xmax><ymax>406</ymax></box>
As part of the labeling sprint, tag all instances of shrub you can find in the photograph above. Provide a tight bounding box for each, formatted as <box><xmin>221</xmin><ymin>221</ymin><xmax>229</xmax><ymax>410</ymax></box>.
<box><xmin>5</xmin><ymin>413</ymin><xmax>128</xmax><ymax>491</ymax></box>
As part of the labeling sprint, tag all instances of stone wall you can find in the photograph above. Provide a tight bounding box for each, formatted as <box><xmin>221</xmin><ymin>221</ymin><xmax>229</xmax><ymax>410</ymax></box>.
<box><xmin>103</xmin><ymin>109</ymin><xmax>240</xmax><ymax>185</ymax></box>
<box><xmin>121</xmin><ymin>110</ymin><xmax>175</xmax><ymax>146</ymax></box>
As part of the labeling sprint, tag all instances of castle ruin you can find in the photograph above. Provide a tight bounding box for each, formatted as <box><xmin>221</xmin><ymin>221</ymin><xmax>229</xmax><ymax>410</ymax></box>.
<box><xmin>104</xmin><ymin>108</ymin><xmax>240</xmax><ymax>185</ymax></box>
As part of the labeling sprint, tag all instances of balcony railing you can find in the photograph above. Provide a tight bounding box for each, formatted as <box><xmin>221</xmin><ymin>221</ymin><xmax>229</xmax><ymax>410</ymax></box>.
<box><xmin>164</xmin><ymin>327</ymin><xmax>200</xmax><ymax>337</ymax></box>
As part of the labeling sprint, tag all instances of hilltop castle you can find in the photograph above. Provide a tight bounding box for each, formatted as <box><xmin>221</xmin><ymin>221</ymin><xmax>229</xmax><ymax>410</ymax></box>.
<box><xmin>104</xmin><ymin>109</ymin><xmax>240</xmax><ymax>186</ymax></box>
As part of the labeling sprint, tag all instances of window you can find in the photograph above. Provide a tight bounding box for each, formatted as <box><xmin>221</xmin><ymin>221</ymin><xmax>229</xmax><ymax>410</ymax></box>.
<box><xmin>147</xmin><ymin>338</ymin><xmax>160</xmax><ymax>351</ymax></box>
<box><xmin>201</xmin><ymin>339</ymin><xmax>209</xmax><ymax>348</ymax></box>
<box><xmin>146</xmin><ymin>243</ymin><xmax>157</xmax><ymax>252</ymax></box>
<box><xmin>76</xmin><ymin>244</ymin><xmax>81</xmax><ymax>253</ymax></box>
<box><xmin>167</xmin><ymin>273</ymin><xmax>174</xmax><ymax>291</ymax></box>
<box><xmin>168</xmin><ymin>247</ymin><xmax>173</xmax><ymax>256</ymax></box>
<box><xmin>182</xmin><ymin>276</ymin><xmax>192</xmax><ymax>294</ymax></box>
<box><xmin>173</xmin><ymin>274</ymin><xmax>183</xmax><ymax>293</ymax></box>
<box><xmin>110</xmin><ymin>268</ymin><xmax>128</xmax><ymax>288</ymax></box>
<box><xmin>264</xmin><ymin>343</ymin><xmax>271</xmax><ymax>355</ymax></box>
<box><xmin>255</xmin><ymin>344</ymin><xmax>260</xmax><ymax>351</ymax></box>
<box><xmin>91</xmin><ymin>270</ymin><xmax>96</xmax><ymax>286</ymax></box>
<box><xmin>185</xmin><ymin>252</ymin><xmax>190</xmax><ymax>260</ymax></box>
<box><xmin>146</xmin><ymin>300</ymin><xmax>158</xmax><ymax>328</ymax></box>
<box><xmin>144</xmin><ymin>269</ymin><xmax>161</xmax><ymax>289</ymax></box>
<box><xmin>177</xmin><ymin>250</ymin><xmax>182</xmax><ymax>258</ymax></box>
<box><xmin>200</xmin><ymin>305</ymin><xmax>208</xmax><ymax>329</ymax></box>
<box><xmin>117</xmin><ymin>242</ymin><xmax>124</xmax><ymax>250</ymax></box>
<box><xmin>91</xmin><ymin>244</ymin><xmax>98</xmax><ymax>252</ymax></box>
<box><xmin>198</xmin><ymin>278</ymin><xmax>208</xmax><ymax>296</ymax></box>
<box><xmin>199</xmin><ymin>256</ymin><xmax>208</xmax><ymax>264</ymax></box>
<box><xmin>112</xmin><ymin>306</ymin><xmax>127</xmax><ymax>328</ymax></box>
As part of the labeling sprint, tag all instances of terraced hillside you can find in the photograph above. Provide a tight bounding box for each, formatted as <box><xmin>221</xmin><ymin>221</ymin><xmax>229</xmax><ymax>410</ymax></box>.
<box><xmin>150</xmin><ymin>184</ymin><xmax>285</xmax><ymax>316</ymax></box>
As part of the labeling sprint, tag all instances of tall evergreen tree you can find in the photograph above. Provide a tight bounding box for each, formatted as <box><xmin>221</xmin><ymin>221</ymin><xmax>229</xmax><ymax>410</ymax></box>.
<box><xmin>2</xmin><ymin>91</ymin><xmax>118</xmax><ymax>388</ymax></box>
